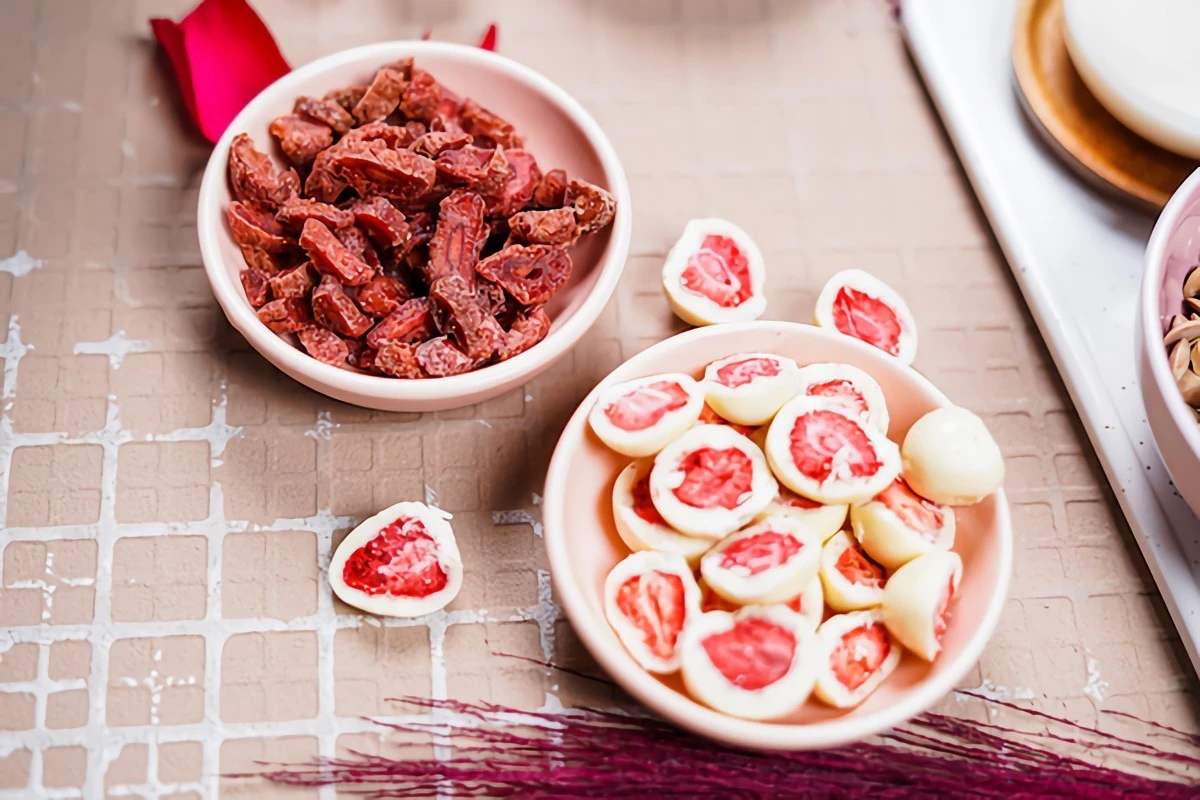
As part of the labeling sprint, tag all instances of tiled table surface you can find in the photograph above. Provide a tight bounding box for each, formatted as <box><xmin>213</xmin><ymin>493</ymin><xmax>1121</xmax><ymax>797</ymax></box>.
<box><xmin>0</xmin><ymin>0</ymin><xmax>1196</xmax><ymax>797</ymax></box>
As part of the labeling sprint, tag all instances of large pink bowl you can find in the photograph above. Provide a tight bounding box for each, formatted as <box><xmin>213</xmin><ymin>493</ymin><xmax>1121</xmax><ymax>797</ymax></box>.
<box><xmin>543</xmin><ymin>321</ymin><xmax>1013</xmax><ymax>750</ymax></box>
<box><xmin>1139</xmin><ymin>166</ymin><xmax>1200</xmax><ymax>517</ymax></box>
<box><xmin>197</xmin><ymin>42</ymin><xmax>631</xmax><ymax>412</ymax></box>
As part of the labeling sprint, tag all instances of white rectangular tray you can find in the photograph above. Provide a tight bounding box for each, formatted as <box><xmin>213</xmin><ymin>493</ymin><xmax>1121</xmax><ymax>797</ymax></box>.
<box><xmin>903</xmin><ymin>0</ymin><xmax>1200</xmax><ymax>673</ymax></box>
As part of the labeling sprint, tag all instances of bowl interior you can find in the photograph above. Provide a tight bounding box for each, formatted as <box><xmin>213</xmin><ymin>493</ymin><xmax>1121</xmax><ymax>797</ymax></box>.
<box><xmin>206</xmin><ymin>43</ymin><xmax>617</xmax><ymax>364</ymax></box>
<box><xmin>545</xmin><ymin>322</ymin><xmax>1011</xmax><ymax>747</ymax></box>
<box><xmin>1155</xmin><ymin>191</ymin><xmax>1200</xmax><ymax>331</ymax></box>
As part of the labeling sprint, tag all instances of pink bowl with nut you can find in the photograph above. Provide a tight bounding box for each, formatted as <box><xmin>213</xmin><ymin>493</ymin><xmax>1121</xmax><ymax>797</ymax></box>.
<box><xmin>197</xmin><ymin>41</ymin><xmax>631</xmax><ymax>412</ymax></box>
<box><xmin>543</xmin><ymin>321</ymin><xmax>1013</xmax><ymax>751</ymax></box>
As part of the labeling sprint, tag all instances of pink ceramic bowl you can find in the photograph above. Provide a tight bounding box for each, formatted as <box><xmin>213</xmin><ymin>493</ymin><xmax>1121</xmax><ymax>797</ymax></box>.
<box><xmin>197</xmin><ymin>41</ymin><xmax>631</xmax><ymax>412</ymax></box>
<box><xmin>1140</xmin><ymin>165</ymin><xmax>1200</xmax><ymax>517</ymax></box>
<box><xmin>543</xmin><ymin>321</ymin><xmax>1013</xmax><ymax>750</ymax></box>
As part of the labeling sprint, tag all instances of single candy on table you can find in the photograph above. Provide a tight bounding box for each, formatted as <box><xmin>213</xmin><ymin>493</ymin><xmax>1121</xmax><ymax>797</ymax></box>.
<box><xmin>679</xmin><ymin>605</ymin><xmax>820</xmax><ymax>721</ymax></box>
<box><xmin>900</xmin><ymin>406</ymin><xmax>1004</xmax><ymax>506</ymax></box>
<box><xmin>327</xmin><ymin>501</ymin><xmax>463</xmax><ymax>617</ymax></box>
<box><xmin>814</xmin><ymin>269</ymin><xmax>918</xmax><ymax>365</ymax></box>
<box><xmin>881</xmin><ymin>550</ymin><xmax>963</xmax><ymax>662</ymax></box>
<box><xmin>603</xmin><ymin>551</ymin><xmax>702</xmax><ymax>674</ymax></box>
<box><xmin>662</xmin><ymin>218</ymin><xmax>766</xmax><ymax>326</ymax></box>
<box><xmin>812</xmin><ymin>609</ymin><xmax>902</xmax><ymax>709</ymax></box>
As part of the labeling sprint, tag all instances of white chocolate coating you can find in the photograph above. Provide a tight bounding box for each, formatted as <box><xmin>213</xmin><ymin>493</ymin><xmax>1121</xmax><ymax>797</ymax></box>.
<box><xmin>697</xmin><ymin>576</ymin><xmax>825</xmax><ymax>632</ymax></box>
<box><xmin>588</xmin><ymin>373</ymin><xmax>704</xmax><ymax>457</ymax></box>
<box><xmin>699</xmin><ymin>515</ymin><xmax>822</xmax><ymax>605</ymax></box>
<box><xmin>819</xmin><ymin>531</ymin><xmax>887</xmax><ymax>612</ymax></box>
<box><xmin>900</xmin><ymin>406</ymin><xmax>1004</xmax><ymax>505</ymax></box>
<box><xmin>612</xmin><ymin>459</ymin><xmax>712</xmax><ymax>567</ymax></box>
<box><xmin>701</xmin><ymin>352</ymin><xmax>802</xmax><ymax>426</ymax></box>
<box><xmin>793</xmin><ymin>362</ymin><xmax>890</xmax><ymax>433</ymax></box>
<box><xmin>765</xmin><ymin>396</ymin><xmax>901</xmax><ymax>504</ymax></box>
<box><xmin>813</xmin><ymin>609</ymin><xmax>902</xmax><ymax>708</ymax></box>
<box><xmin>650</xmin><ymin>424</ymin><xmax>777</xmax><ymax>540</ymax></box>
<box><xmin>662</xmin><ymin>218</ymin><xmax>767</xmax><ymax>326</ymax></box>
<box><xmin>604</xmin><ymin>551</ymin><xmax>702</xmax><ymax>674</ymax></box>
<box><xmin>328</xmin><ymin>502</ymin><xmax>462</xmax><ymax>618</ymax></box>
<box><xmin>881</xmin><ymin>550</ymin><xmax>962</xmax><ymax>662</ymax></box>
<box><xmin>754</xmin><ymin>492</ymin><xmax>848</xmax><ymax>543</ymax></box>
<box><xmin>851</xmin><ymin>478</ymin><xmax>955</xmax><ymax>570</ymax></box>
<box><xmin>679</xmin><ymin>606</ymin><xmax>820</xmax><ymax>720</ymax></box>
<box><xmin>814</xmin><ymin>269</ymin><xmax>918</xmax><ymax>365</ymax></box>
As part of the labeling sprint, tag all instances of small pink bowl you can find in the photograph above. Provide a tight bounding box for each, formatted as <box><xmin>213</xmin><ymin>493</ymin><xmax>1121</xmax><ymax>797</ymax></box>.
<box><xmin>197</xmin><ymin>41</ymin><xmax>631</xmax><ymax>412</ymax></box>
<box><xmin>543</xmin><ymin>321</ymin><xmax>1013</xmax><ymax>750</ymax></box>
<box><xmin>1139</xmin><ymin>165</ymin><xmax>1200</xmax><ymax>517</ymax></box>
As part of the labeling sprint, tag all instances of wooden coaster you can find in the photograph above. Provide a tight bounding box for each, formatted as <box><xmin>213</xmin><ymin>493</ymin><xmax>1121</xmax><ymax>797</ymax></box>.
<box><xmin>1012</xmin><ymin>0</ymin><xmax>1197</xmax><ymax>210</ymax></box>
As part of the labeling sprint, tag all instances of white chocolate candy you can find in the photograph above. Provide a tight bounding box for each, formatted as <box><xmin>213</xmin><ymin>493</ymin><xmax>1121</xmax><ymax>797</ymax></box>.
<box><xmin>662</xmin><ymin>218</ymin><xmax>767</xmax><ymax>326</ymax></box>
<box><xmin>900</xmin><ymin>406</ymin><xmax>1004</xmax><ymax>505</ymax></box>
<box><xmin>820</xmin><ymin>531</ymin><xmax>887</xmax><ymax>612</ymax></box>
<box><xmin>813</xmin><ymin>609</ymin><xmax>902</xmax><ymax>708</ymax></box>
<box><xmin>851</xmin><ymin>477</ymin><xmax>955</xmax><ymax>570</ymax></box>
<box><xmin>701</xmin><ymin>352</ymin><xmax>802</xmax><ymax>426</ymax></box>
<box><xmin>814</xmin><ymin>269</ymin><xmax>918</xmax><ymax>365</ymax></box>
<box><xmin>755</xmin><ymin>484</ymin><xmax>849</xmax><ymax>543</ymax></box>
<box><xmin>699</xmin><ymin>515</ymin><xmax>822</xmax><ymax>605</ymax></box>
<box><xmin>611</xmin><ymin>459</ymin><xmax>711</xmax><ymax>567</ymax></box>
<box><xmin>792</xmin><ymin>362</ymin><xmax>890</xmax><ymax>434</ymax></box>
<box><xmin>329</xmin><ymin>502</ymin><xmax>462</xmax><ymax>618</ymax></box>
<box><xmin>765</xmin><ymin>396</ymin><xmax>900</xmax><ymax>504</ymax></box>
<box><xmin>604</xmin><ymin>551</ymin><xmax>702</xmax><ymax>674</ymax></box>
<box><xmin>698</xmin><ymin>576</ymin><xmax>825</xmax><ymax>632</ymax></box>
<box><xmin>882</xmin><ymin>550</ymin><xmax>962</xmax><ymax>662</ymax></box>
<box><xmin>588</xmin><ymin>373</ymin><xmax>704</xmax><ymax>457</ymax></box>
<box><xmin>679</xmin><ymin>606</ymin><xmax>820</xmax><ymax>720</ymax></box>
<box><xmin>650</xmin><ymin>424</ymin><xmax>777</xmax><ymax>540</ymax></box>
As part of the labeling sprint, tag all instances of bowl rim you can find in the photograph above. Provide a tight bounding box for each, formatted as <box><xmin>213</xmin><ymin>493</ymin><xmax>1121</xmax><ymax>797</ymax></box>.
<box><xmin>543</xmin><ymin>320</ymin><xmax>1014</xmax><ymax>750</ymax></box>
<box><xmin>1140</xmin><ymin>164</ymin><xmax>1200</xmax><ymax>462</ymax></box>
<box><xmin>196</xmin><ymin>40</ymin><xmax>632</xmax><ymax>402</ymax></box>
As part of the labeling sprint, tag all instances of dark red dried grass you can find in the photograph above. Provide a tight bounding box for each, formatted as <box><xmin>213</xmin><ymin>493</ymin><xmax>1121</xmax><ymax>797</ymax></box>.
<box><xmin>232</xmin><ymin>693</ymin><xmax>1200</xmax><ymax>798</ymax></box>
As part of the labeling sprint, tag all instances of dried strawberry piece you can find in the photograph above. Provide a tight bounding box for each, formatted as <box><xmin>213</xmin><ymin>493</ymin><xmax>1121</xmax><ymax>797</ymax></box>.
<box><xmin>352</xmin><ymin>64</ymin><xmax>409</xmax><ymax>124</ymax></box>
<box><xmin>489</xmin><ymin>149</ymin><xmax>541</xmax><ymax>217</ymax></box>
<box><xmin>328</xmin><ymin>141</ymin><xmax>437</xmax><ymax>201</ymax></box>
<box><xmin>312</xmin><ymin>274</ymin><xmax>373</xmax><ymax>337</ymax></box>
<box><xmin>366</xmin><ymin>297</ymin><xmax>436</xmax><ymax>349</ymax></box>
<box><xmin>399</xmin><ymin>69</ymin><xmax>445</xmax><ymax>122</ymax></box>
<box><xmin>228</xmin><ymin>201</ymin><xmax>292</xmax><ymax>252</ymax></box>
<box><xmin>240</xmin><ymin>268</ymin><xmax>271</xmax><ymax>308</ymax></box>
<box><xmin>269</xmin><ymin>115</ymin><xmax>333</xmax><ymax>168</ymax></box>
<box><xmin>533</xmin><ymin>168</ymin><xmax>568</xmax><ymax>209</ymax></box>
<box><xmin>375</xmin><ymin>341</ymin><xmax>427</xmax><ymax>378</ymax></box>
<box><xmin>228</xmin><ymin>133</ymin><xmax>299</xmax><ymax>211</ymax></box>
<box><xmin>257</xmin><ymin>297</ymin><xmax>312</xmax><ymax>333</ymax></box>
<box><xmin>355</xmin><ymin>275</ymin><xmax>412</xmax><ymax>317</ymax></box>
<box><xmin>435</xmin><ymin>146</ymin><xmax>509</xmax><ymax>195</ymax></box>
<box><xmin>324</xmin><ymin>85</ymin><xmax>368</xmax><ymax>112</ymax></box>
<box><xmin>351</xmin><ymin>197</ymin><xmax>411</xmax><ymax>249</ymax></box>
<box><xmin>411</xmin><ymin>130</ymin><xmax>473</xmax><ymax>158</ymax></box>
<box><xmin>293</xmin><ymin>95</ymin><xmax>354</xmax><ymax>135</ymax></box>
<box><xmin>499</xmin><ymin>306</ymin><xmax>551</xmax><ymax>360</ymax></box>
<box><xmin>416</xmin><ymin>336</ymin><xmax>476</xmax><ymax>377</ymax></box>
<box><xmin>300</xmin><ymin>219</ymin><xmax>375</xmax><ymax>286</ymax></box>
<box><xmin>275</xmin><ymin>197</ymin><xmax>354</xmax><ymax>231</ymax></box>
<box><xmin>297</xmin><ymin>326</ymin><xmax>350</xmax><ymax>366</ymax></box>
<box><xmin>304</xmin><ymin>150</ymin><xmax>348</xmax><ymax>203</ymax></box>
<box><xmin>475</xmin><ymin>277</ymin><xmax>507</xmax><ymax>317</ymax></box>
<box><xmin>427</xmin><ymin>190</ymin><xmax>487</xmax><ymax>282</ymax></box>
<box><xmin>508</xmin><ymin>208</ymin><xmax>579</xmax><ymax>246</ymax></box>
<box><xmin>406</xmin><ymin>212</ymin><xmax>435</xmax><ymax>252</ymax></box>
<box><xmin>475</xmin><ymin>244</ymin><xmax>572</xmax><ymax>306</ymax></box>
<box><xmin>240</xmin><ymin>246</ymin><xmax>295</xmax><ymax>275</ymax></box>
<box><xmin>460</xmin><ymin>98</ymin><xmax>523</xmax><ymax>149</ymax></box>
<box><xmin>428</xmin><ymin>274</ymin><xmax>504</xmax><ymax>361</ymax></box>
<box><xmin>566</xmin><ymin>178</ymin><xmax>616</xmax><ymax>234</ymax></box>
<box><xmin>268</xmin><ymin>262</ymin><xmax>316</xmax><ymax>300</ymax></box>
<box><xmin>333</xmin><ymin>225</ymin><xmax>381</xmax><ymax>270</ymax></box>
<box><xmin>343</xmin><ymin>121</ymin><xmax>419</xmax><ymax>148</ymax></box>
<box><xmin>430</xmin><ymin>112</ymin><xmax>466</xmax><ymax>135</ymax></box>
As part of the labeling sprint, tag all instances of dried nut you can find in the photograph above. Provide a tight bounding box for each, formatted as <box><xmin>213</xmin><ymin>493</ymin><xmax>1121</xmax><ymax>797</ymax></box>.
<box><xmin>1179</xmin><ymin>369</ymin><xmax>1200</xmax><ymax>406</ymax></box>
<box><xmin>1187</xmin><ymin>297</ymin><xmax>1200</xmax><ymax>316</ymax></box>
<box><xmin>1164</xmin><ymin>318</ymin><xmax>1200</xmax><ymax>347</ymax></box>
<box><xmin>1170</xmin><ymin>338</ymin><xmax>1193</xmax><ymax>380</ymax></box>
<box><xmin>1169</xmin><ymin>313</ymin><xmax>1188</xmax><ymax>330</ymax></box>
<box><xmin>1185</xmin><ymin>265</ymin><xmax>1200</xmax><ymax>298</ymax></box>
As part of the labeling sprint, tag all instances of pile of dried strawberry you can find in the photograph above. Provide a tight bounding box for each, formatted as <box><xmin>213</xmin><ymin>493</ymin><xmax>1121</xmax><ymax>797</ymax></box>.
<box><xmin>226</xmin><ymin>58</ymin><xmax>617</xmax><ymax>378</ymax></box>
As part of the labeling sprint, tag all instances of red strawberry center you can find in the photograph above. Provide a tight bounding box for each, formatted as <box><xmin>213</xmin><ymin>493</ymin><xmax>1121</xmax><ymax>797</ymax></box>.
<box><xmin>342</xmin><ymin>517</ymin><xmax>448</xmax><ymax>598</ymax></box>
<box><xmin>702</xmin><ymin>617</ymin><xmax>797</xmax><ymax>691</ymax></box>
<box><xmin>679</xmin><ymin>234</ymin><xmax>753</xmax><ymax>308</ymax></box>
